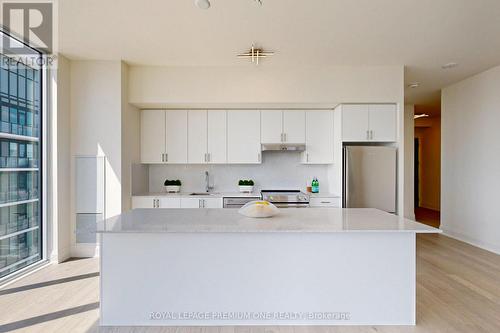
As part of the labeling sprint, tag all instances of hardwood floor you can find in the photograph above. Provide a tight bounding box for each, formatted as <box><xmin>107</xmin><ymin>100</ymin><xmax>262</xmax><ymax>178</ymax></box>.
<box><xmin>0</xmin><ymin>234</ymin><xmax>499</xmax><ymax>333</ymax></box>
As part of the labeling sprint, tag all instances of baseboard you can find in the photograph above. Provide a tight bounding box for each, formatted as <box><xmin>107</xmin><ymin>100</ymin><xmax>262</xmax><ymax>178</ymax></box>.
<box><xmin>441</xmin><ymin>228</ymin><xmax>500</xmax><ymax>255</ymax></box>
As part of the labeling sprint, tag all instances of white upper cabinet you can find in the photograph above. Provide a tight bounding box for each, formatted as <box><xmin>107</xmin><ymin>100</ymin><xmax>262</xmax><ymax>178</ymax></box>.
<box><xmin>165</xmin><ymin>110</ymin><xmax>188</xmax><ymax>163</ymax></box>
<box><xmin>368</xmin><ymin>104</ymin><xmax>397</xmax><ymax>142</ymax></box>
<box><xmin>283</xmin><ymin>110</ymin><xmax>305</xmax><ymax>143</ymax></box>
<box><xmin>207</xmin><ymin>110</ymin><xmax>227</xmax><ymax>163</ymax></box>
<box><xmin>141</xmin><ymin>110</ymin><xmax>166</xmax><ymax>163</ymax></box>
<box><xmin>227</xmin><ymin>110</ymin><xmax>261</xmax><ymax>164</ymax></box>
<box><xmin>188</xmin><ymin>110</ymin><xmax>208</xmax><ymax>164</ymax></box>
<box><xmin>260</xmin><ymin>110</ymin><xmax>305</xmax><ymax>144</ymax></box>
<box><xmin>342</xmin><ymin>104</ymin><xmax>370</xmax><ymax>142</ymax></box>
<box><xmin>303</xmin><ymin>111</ymin><xmax>334</xmax><ymax>164</ymax></box>
<box><xmin>261</xmin><ymin>110</ymin><xmax>283</xmax><ymax>144</ymax></box>
<box><xmin>342</xmin><ymin>104</ymin><xmax>397</xmax><ymax>142</ymax></box>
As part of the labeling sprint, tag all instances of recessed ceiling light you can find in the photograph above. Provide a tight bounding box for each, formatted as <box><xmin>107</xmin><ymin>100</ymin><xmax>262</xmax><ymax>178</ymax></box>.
<box><xmin>414</xmin><ymin>114</ymin><xmax>429</xmax><ymax>119</ymax></box>
<box><xmin>442</xmin><ymin>62</ymin><xmax>459</xmax><ymax>69</ymax></box>
<box><xmin>408</xmin><ymin>82</ymin><xmax>420</xmax><ymax>89</ymax></box>
<box><xmin>195</xmin><ymin>0</ymin><xmax>210</xmax><ymax>9</ymax></box>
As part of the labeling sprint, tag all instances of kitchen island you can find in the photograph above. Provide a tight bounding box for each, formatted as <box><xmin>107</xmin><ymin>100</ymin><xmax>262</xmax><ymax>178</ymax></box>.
<box><xmin>97</xmin><ymin>208</ymin><xmax>440</xmax><ymax>326</ymax></box>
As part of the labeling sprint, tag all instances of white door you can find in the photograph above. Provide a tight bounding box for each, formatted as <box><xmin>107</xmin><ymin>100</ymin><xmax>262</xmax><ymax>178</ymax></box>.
<box><xmin>188</xmin><ymin>110</ymin><xmax>208</xmax><ymax>164</ymax></box>
<box><xmin>180</xmin><ymin>198</ymin><xmax>202</xmax><ymax>208</ymax></box>
<box><xmin>283</xmin><ymin>110</ymin><xmax>305</xmax><ymax>143</ymax></box>
<box><xmin>261</xmin><ymin>110</ymin><xmax>283</xmax><ymax>143</ymax></box>
<box><xmin>132</xmin><ymin>196</ymin><xmax>156</xmax><ymax>209</ymax></box>
<box><xmin>342</xmin><ymin>104</ymin><xmax>370</xmax><ymax>142</ymax></box>
<box><xmin>369</xmin><ymin>104</ymin><xmax>397</xmax><ymax>142</ymax></box>
<box><xmin>304</xmin><ymin>111</ymin><xmax>334</xmax><ymax>164</ymax></box>
<box><xmin>159</xmin><ymin>197</ymin><xmax>181</xmax><ymax>208</ymax></box>
<box><xmin>202</xmin><ymin>198</ymin><xmax>223</xmax><ymax>208</ymax></box>
<box><xmin>207</xmin><ymin>110</ymin><xmax>227</xmax><ymax>163</ymax></box>
<box><xmin>166</xmin><ymin>110</ymin><xmax>188</xmax><ymax>163</ymax></box>
<box><xmin>141</xmin><ymin>110</ymin><xmax>165</xmax><ymax>163</ymax></box>
<box><xmin>227</xmin><ymin>110</ymin><xmax>261</xmax><ymax>164</ymax></box>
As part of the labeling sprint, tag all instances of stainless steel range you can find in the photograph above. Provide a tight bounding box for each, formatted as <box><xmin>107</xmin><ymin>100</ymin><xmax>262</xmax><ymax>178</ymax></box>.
<box><xmin>261</xmin><ymin>190</ymin><xmax>310</xmax><ymax>208</ymax></box>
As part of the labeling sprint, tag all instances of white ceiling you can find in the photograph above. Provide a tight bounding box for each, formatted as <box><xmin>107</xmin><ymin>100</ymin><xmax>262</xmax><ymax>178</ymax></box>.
<box><xmin>59</xmin><ymin>0</ymin><xmax>500</xmax><ymax>107</ymax></box>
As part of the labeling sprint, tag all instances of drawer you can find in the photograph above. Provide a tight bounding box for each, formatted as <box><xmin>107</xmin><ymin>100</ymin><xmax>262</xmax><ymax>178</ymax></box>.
<box><xmin>309</xmin><ymin>197</ymin><xmax>341</xmax><ymax>208</ymax></box>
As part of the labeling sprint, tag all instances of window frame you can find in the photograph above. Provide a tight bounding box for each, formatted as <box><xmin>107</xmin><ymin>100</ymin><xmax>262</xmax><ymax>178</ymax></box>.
<box><xmin>0</xmin><ymin>29</ymin><xmax>48</xmax><ymax>284</ymax></box>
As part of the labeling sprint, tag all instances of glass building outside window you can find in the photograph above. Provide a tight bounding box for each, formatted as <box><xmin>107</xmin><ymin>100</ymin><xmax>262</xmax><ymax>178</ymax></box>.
<box><xmin>0</xmin><ymin>31</ymin><xmax>42</xmax><ymax>279</ymax></box>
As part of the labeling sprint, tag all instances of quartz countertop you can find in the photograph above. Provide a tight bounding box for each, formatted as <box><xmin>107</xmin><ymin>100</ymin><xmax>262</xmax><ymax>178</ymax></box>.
<box><xmin>97</xmin><ymin>208</ymin><xmax>441</xmax><ymax>234</ymax></box>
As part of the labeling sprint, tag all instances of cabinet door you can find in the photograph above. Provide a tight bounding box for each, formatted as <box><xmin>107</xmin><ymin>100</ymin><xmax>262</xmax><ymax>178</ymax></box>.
<box><xmin>342</xmin><ymin>104</ymin><xmax>370</xmax><ymax>142</ymax></box>
<box><xmin>207</xmin><ymin>110</ymin><xmax>227</xmax><ymax>163</ymax></box>
<box><xmin>369</xmin><ymin>104</ymin><xmax>397</xmax><ymax>142</ymax></box>
<box><xmin>283</xmin><ymin>110</ymin><xmax>305</xmax><ymax>143</ymax></box>
<box><xmin>165</xmin><ymin>110</ymin><xmax>188</xmax><ymax>163</ymax></box>
<box><xmin>188</xmin><ymin>110</ymin><xmax>208</xmax><ymax>164</ymax></box>
<box><xmin>132</xmin><ymin>197</ymin><xmax>155</xmax><ymax>209</ymax></box>
<box><xmin>304</xmin><ymin>111</ymin><xmax>334</xmax><ymax>164</ymax></box>
<box><xmin>141</xmin><ymin>110</ymin><xmax>165</xmax><ymax>163</ymax></box>
<box><xmin>159</xmin><ymin>197</ymin><xmax>181</xmax><ymax>208</ymax></box>
<box><xmin>180</xmin><ymin>198</ymin><xmax>202</xmax><ymax>208</ymax></box>
<box><xmin>202</xmin><ymin>198</ymin><xmax>223</xmax><ymax>208</ymax></box>
<box><xmin>227</xmin><ymin>111</ymin><xmax>261</xmax><ymax>164</ymax></box>
<box><xmin>261</xmin><ymin>110</ymin><xmax>283</xmax><ymax>144</ymax></box>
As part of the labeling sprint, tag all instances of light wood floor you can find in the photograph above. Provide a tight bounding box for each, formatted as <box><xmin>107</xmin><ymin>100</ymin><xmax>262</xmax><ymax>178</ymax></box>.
<box><xmin>1</xmin><ymin>234</ymin><xmax>499</xmax><ymax>333</ymax></box>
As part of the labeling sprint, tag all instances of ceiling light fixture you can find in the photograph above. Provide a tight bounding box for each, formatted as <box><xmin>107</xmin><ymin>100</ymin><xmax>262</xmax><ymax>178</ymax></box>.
<box><xmin>414</xmin><ymin>114</ymin><xmax>429</xmax><ymax>119</ymax></box>
<box><xmin>408</xmin><ymin>82</ymin><xmax>420</xmax><ymax>89</ymax></box>
<box><xmin>195</xmin><ymin>0</ymin><xmax>210</xmax><ymax>9</ymax></box>
<box><xmin>442</xmin><ymin>62</ymin><xmax>459</xmax><ymax>69</ymax></box>
<box><xmin>237</xmin><ymin>45</ymin><xmax>274</xmax><ymax>65</ymax></box>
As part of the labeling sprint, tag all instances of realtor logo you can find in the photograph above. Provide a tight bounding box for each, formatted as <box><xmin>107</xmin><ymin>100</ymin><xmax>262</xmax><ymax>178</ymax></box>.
<box><xmin>2</xmin><ymin>1</ymin><xmax>53</xmax><ymax>54</ymax></box>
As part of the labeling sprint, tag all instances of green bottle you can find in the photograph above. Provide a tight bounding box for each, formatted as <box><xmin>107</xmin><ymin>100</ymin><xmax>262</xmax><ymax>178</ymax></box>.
<box><xmin>312</xmin><ymin>177</ymin><xmax>319</xmax><ymax>193</ymax></box>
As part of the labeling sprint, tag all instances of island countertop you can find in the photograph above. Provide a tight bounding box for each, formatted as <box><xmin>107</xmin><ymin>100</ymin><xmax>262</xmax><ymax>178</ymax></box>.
<box><xmin>96</xmin><ymin>208</ymin><xmax>440</xmax><ymax>234</ymax></box>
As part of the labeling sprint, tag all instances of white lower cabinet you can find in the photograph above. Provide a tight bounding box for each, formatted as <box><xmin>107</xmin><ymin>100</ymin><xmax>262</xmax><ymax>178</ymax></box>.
<box><xmin>309</xmin><ymin>197</ymin><xmax>341</xmax><ymax>208</ymax></box>
<box><xmin>132</xmin><ymin>197</ymin><xmax>181</xmax><ymax>209</ymax></box>
<box><xmin>180</xmin><ymin>197</ymin><xmax>223</xmax><ymax>208</ymax></box>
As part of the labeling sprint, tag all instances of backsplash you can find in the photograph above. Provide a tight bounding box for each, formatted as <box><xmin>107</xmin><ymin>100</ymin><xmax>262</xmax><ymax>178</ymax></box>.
<box><xmin>148</xmin><ymin>151</ymin><xmax>330</xmax><ymax>193</ymax></box>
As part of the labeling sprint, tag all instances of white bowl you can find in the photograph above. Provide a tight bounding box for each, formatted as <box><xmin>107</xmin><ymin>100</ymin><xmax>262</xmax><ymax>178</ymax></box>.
<box><xmin>239</xmin><ymin>185</ymin><xmax>254</xmax><ymax>193</ymax></box>
<box><xmin>165</xmin><ymin>185</ymin><xmax>181</xmax><ymax>193</ymax></box>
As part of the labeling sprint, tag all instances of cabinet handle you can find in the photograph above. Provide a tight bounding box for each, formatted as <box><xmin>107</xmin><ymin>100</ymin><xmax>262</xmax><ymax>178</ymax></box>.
<box><xmin>208</xmin><ymin>153</ymin><xmax>211</xmax><ymax>162</ymax></box>
<box><xmin>366</xmin><ymin>130</ymin><xmax>369</xmax><ymax>140</ymax></box>
<box><xmin>370</xmin><ymin>130</ymin><xmax>374</xmax><ymax>140</ymax></box>
<box><xmin>283</xmin><ymin>133</ymin><xmax>287</xmax><ymax>142</ymax></box>
<box><xmin>280</xmin><ymin>133</ymin><xmax>284</xmax><ymax>142</ymax></box>
<box><xmin>258</xmin><ymin>153</ymin><xmax>261</xmax><ymax>162</ymax></box>
<box><xmin>306</xmin><ymin>153</ymin><xmax>309</xmax><ymax>163</ymax></box>
<box><xmin>204</xmin><ymin>153</ymin><xmax>207</xmax><ymax>162</ymax></box>
<box><xmin>161</xmin><ymin>154</ymin><xmax>164</xmax><ymax>162</ymax></box>
<box><xmin>203</xmin><ymin>199</ymin><xmax>206</xmax><ymax>208</ymax></box>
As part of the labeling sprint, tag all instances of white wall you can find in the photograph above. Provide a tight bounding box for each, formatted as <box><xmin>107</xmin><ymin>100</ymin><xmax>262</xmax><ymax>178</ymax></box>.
<box><xmin>149</xmin><ymin>152</ymin><xmax>330</xmax><ymax>194</ymax></box>
<box><xmin>129</xmin><ymin>66</ymin><xmax>404</xmax><ymax>108</ymax></box>
<box><xmin>404</xmin><ymin>105</ymin><xmax>415</xmax><ymax>219</ymax></box>
<box><xmin>121</xmin><ymin>63</ymin><xmax>141</xmax><ymax>211</ymax></box>
<box><xmin>51</xmin><ymin>55</ymin><xmax>72</xmax><ymax>262</ymax></box>
<box><xmin>70</xmin><ymin>60</ymin><xmax>123</xmax><ymax>256</ymax></box>
<box><xmin>442</xmin><ymin>65</ymin><xmax>500</xmax><ymax>254</ymax></box>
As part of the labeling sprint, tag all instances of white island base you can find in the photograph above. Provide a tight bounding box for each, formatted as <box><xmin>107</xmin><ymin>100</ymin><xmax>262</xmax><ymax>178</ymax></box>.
<box><xmin>98</xmin><ymin>208</ymin><xmax>439</xmax><ymax>326</ymax></box>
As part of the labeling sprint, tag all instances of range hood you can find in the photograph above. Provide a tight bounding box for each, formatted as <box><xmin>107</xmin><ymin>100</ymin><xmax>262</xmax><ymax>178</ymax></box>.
<box><xmin>261</xmin><ymin>143</ymin><xmax>306</xmax><ymax>151</ymax></box>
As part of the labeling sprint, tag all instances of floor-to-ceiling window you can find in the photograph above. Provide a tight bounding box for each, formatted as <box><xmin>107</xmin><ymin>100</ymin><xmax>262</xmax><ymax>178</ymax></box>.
<box><xmin>0</xmin><ymin>31</ymin><xmax>43</xmax><ymax>279</ymax></box>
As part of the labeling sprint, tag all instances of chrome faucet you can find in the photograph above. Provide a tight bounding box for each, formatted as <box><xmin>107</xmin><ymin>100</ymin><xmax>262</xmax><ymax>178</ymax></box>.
<box><xmin>205</xmin><ymin>171</ymin><xmax>214</xmax><ymax>192</ymax></box>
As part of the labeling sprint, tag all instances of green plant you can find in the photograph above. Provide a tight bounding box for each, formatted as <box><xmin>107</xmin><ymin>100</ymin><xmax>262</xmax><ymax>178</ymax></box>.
<box><xmin>164</xmin><ymin>179</ymin><xmax>182</xmax><ymax>186</ymax></box>
<box><xmin>238</xmin><ymin>179</ymin><xmax>254</xmax><ymax>186</ymax></box>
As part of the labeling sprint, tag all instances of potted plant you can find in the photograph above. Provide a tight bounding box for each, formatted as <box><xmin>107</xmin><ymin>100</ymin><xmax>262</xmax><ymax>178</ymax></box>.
<box><xmin>164</xmin><ymin>179</ymin><xmax>182</xmax><ymax>193</ymax></box>
<box><xmin>238</xmin><ymin>179</ymin><xmax>254</xmax><ymax>193</ymax></box>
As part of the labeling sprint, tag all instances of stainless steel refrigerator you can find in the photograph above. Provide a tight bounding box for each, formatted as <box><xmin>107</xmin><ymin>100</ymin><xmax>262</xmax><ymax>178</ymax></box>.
<box><xmin>342</xmin><ymin>146</ymin><xmax>397</xmax><ymax>213</ymax></box>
